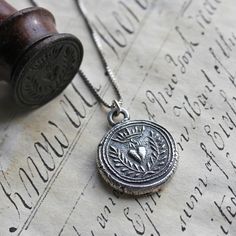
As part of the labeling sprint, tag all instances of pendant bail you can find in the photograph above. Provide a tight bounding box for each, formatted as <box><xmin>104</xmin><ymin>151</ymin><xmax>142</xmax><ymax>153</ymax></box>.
<box><xmin>107</xmin><ymin>100</ymin><xmax>130</xmax><ymax>127</ymax></box>
<box><xmin>111</xmin><ymin>100</ymin><xmax>122</xmax><ymax>111</ymax></box>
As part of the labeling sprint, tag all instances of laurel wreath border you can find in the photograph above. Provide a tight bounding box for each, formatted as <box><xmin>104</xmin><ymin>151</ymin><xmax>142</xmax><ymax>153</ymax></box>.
<box><xmin>109</xmin><ymin>131</ymin><xmax>169</xmax><ymax>178</ymax></box>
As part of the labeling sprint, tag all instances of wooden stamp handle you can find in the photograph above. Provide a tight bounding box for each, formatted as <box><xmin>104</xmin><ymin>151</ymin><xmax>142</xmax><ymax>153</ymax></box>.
<box><xmin>0</xmin><ymin>0</ymin><xmax>17</xmax><ymax>22</ymax></box>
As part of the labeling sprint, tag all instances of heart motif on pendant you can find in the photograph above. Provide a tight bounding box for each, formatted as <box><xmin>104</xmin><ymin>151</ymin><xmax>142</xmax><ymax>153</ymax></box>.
<box><xmin>128</xmin><ymin>146</ymin><xmax>146</xmax><ymax>163</ymax></box>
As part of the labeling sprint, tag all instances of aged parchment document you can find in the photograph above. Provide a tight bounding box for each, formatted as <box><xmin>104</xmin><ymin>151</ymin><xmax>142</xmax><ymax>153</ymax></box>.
<box><xmin>1</xmin><ymin>0</ymin><xmax>236</xmax><ymax>235</ymax></box>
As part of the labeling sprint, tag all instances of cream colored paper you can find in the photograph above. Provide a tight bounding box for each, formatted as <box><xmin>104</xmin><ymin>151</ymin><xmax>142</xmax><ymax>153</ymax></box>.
<box><xmin>1</xmin><ymin>0</ymin><xmax>236</xmax><ymax>235</ymax></box>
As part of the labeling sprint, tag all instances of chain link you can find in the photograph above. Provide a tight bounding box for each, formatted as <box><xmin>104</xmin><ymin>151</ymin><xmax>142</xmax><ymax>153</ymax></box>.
<box><xmin>77</xmin><ymin>0</ymin><xmax>123</xmax><ymax>109</ymax></box>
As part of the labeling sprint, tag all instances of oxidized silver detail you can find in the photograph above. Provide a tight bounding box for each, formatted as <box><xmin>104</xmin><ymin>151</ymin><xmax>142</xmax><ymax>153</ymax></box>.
<box><xmin>97</xmin><ymin>120</ymin><xmax>178</xmax><ymax>195</ymax></box>
<box><xmin>107</xmin><ymin>106</ymin><xmax>130</xmax><ymax>127</ymax></box>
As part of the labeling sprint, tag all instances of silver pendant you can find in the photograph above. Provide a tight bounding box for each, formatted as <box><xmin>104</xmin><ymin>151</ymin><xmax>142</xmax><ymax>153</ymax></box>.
<box><xmin>97</xmin><ymin>106</ymin><xmax>178</xmax><ymax>195</ymax></box>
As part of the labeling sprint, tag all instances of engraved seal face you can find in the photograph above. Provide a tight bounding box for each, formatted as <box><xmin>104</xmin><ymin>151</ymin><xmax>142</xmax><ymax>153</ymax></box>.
<box><xmin>12</xmin><ymin>34</ymin><xmax>83</xmax><ymax>108</ymax></box>
<box><xmin>97</xmin><ymin>120</ymin><xmax>178</xmax><ymax>195</ymax></box>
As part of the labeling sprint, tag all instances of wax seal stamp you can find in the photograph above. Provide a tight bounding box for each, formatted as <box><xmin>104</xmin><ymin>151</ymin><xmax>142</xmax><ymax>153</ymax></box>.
<box><xmin>0</xmin><ymin>0</ymin><xmax>83</xmax><ymax>107</ymax></box>
<box><xmin>97</xmin><ymin>120</ymin><xmax>178</xmax><ymax>195</ymax></box>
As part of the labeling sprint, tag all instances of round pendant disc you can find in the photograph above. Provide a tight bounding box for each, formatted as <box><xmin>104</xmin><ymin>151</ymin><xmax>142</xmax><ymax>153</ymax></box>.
<box><xmin>97</xmin><ymin>120</ymin><xmax>178</xmax><ymax>195</ymax></box>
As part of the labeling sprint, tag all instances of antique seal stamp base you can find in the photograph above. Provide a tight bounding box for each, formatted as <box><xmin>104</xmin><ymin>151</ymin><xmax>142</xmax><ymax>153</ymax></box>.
<box><xmin>0</xmin><ymin>2</ymin><xmax>83</xmax><ymax>108</ymax></box>
<box><xmin>12</xmin><ymin>34</ymin><xmax>82</xmax><ymax>107</ymax></box>
<box><xmin>97</xmin><ymin>120</ymin><xmax>178</xmax><ymax>195</ymax></box>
